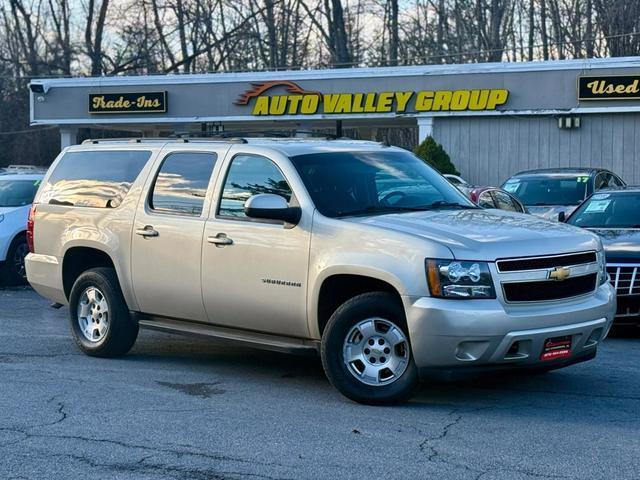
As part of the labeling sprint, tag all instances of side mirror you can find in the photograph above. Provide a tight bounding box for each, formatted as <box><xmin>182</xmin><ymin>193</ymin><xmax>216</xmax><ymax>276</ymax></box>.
<box><xmin>244</xmin><ymin>194</ymin><xmax>301</xmax><ymax>225</ymax></box>
<box><xmin>558</xmin><ymin>211</ymin><xmax>566</xmax><ymax>222</ymax></box>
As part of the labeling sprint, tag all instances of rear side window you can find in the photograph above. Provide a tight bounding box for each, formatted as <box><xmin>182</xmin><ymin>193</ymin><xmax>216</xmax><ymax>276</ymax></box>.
<box><xmin>492</xmin><ymin>190</ymin><xmax>519</xmax><ymax>212</ymax></box>
<box><xmin>477</xmin><ymin>191</ymin><xmax>495</xmax><ymax>209</ymax></box>
<box><xmin>150</xmin><ymin>152</ymin><xmax>217</xmax><ymax>216</ymax></box>
<box><xmin>39</xmin><ymin>150</ymin><xmax>150</xmax><ymax>208</ymax></box>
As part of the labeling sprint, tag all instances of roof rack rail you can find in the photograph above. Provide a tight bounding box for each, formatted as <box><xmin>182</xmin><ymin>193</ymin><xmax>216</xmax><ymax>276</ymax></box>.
<box><xmin>81</xmin><ymin>137</ymin><xmax>248</xmax><ymax>145</ymax></box>
<box><xmin>81</xmin><ymin>138</ymin><xmax>179</xmax><ymax>145</ymax></box>
<box><xmin>174</xmin><ymin>130</ymin><xmax>345</xmax><ymax>140</ymax></box>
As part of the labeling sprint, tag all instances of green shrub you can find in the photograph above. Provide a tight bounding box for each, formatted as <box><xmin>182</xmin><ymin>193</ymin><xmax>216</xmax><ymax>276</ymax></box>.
<box><xmin>414</xmin><ymin>136</ymin><xmax>460</xmax><ymax>175</ymax></box>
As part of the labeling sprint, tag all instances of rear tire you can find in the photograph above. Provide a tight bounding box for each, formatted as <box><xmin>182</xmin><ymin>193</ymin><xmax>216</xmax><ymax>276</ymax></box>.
<box><xmin>4</xmin><ymin>235</ymin><xmax>29</xmax><ymax>285</ymax></box>
<box><xmin>69</xmin><ymin>267</ymin><xmax>138</xmax><ymax>357</ymax></box>
<box><xmin>321</xmin><ymin>292</ymin><xmax>419</xmax><ymax>405</ymax></box>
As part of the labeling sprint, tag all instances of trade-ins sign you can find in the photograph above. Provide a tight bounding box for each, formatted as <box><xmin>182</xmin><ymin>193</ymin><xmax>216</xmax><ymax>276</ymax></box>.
<box><xmin>235</xmin><ymin>81</ymin><xmax>509</xmax><ymax>116</ymax></box>
<box><xmin>89</xmin><ymin>92</ymin><xmax>167</xmax><ymax>113</ymax></box>
<box><xmin>579</xmin><ymin>75</ymin><xmax>640</xmax><ymax>100</ymax></box>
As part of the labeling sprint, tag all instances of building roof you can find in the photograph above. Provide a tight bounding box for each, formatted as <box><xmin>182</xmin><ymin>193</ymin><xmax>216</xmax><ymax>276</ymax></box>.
<box><xmin>30</xmin><ymin>56</ymin><xmax>640</xmax><ymax>89</ymax></box>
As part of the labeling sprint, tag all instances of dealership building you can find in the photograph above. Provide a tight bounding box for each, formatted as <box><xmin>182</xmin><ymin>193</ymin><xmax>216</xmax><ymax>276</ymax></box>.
<box><xmin>30</xmin><ymin>56</ymin><xmax>640</xmax><ymax>185</ymax></box>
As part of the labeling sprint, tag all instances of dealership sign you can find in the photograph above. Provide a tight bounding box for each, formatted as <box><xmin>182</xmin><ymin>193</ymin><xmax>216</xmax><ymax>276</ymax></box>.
<box><xmin>89</xmin><ymin>92</ymin><xmax>167</xmax><ymax>113</ymax></box>
<box><xmin>235</xmin><ymin>81</ymin><xmax>509</xmax><ymax>116</ymax></box>
<box><xmin>579</xmin><ymin>75</ymin><xmax>640</xmax><ymax>100</ymax></box>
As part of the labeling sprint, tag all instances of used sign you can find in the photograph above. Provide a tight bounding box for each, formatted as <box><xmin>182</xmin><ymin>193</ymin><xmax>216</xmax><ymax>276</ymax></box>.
<box><xmin>89</xmin><ymin>92</ymin><xmax>167</xmax><ymax>113</ymax></box>
<box><xmin>578</xmin><ymin>75</ymin><xmax>640</xmax><ymax>100</ymax></box>
<box><xmin>235</xmin><ymin>81</ymin><xmax>509</xmax><ymax>116</ymax></box>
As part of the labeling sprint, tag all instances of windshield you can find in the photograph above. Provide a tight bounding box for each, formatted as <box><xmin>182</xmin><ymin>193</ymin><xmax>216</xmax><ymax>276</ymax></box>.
<box><xmin>289</xmin><ymin>150</ymin><xmax>476</xmax><ymax>218</ymax></box>
<box><xmin>502</xmin><ymin>175</ymin><xmax>588</xmax><ymax>206</ymax></box>
<box><xmin>567</xmin><ymin>192</ymin><xmax>640</xmax><ymax>229</ymax></box>
<box><xmin>0</xmin><ymin>179</ymin><xmax>41</xmax><ymax>207</ymax></box>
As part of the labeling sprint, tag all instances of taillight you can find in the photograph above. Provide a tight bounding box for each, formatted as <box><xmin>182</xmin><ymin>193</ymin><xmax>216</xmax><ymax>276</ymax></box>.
<box><xmin>27</xmin><ymin>205</ymin><xmax>36</xmax><ymax>253</ymax></box>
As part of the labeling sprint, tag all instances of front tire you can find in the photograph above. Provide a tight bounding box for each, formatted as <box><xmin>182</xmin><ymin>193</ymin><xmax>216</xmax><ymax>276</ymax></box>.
<box><xmin>4</xmin><ymin>235</ymin><xmax>29</xmax><ymax>285</ymax></box>
<box><xmin>69</xmin><ymin>267</ymin><xmax>138</xmax><ymax>357</ymax></box>
<box><xmin>321</xmin><ymin>292</ymin><xmax>419</xmax><ymax>405</ymax></box>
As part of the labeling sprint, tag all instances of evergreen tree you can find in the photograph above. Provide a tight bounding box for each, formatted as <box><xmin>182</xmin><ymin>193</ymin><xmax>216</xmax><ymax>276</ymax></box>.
<box><xmin>414</xmin><ymin>136</ymin><xmax>460</xmax><ymax>175</ymax></box>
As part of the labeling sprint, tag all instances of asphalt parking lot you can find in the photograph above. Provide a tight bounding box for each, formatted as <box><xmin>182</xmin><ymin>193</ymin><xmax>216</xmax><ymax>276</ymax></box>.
<box><xmin>1</xmin><ymin>286</ymin><xmax>639</xmax><ymax>480</ymax></box>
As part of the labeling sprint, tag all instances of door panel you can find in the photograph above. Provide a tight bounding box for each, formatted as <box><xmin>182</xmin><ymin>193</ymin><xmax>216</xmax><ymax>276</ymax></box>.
<box><xmin>202</xmin><ymin>154</ymin><xmax>311</xmax><ymax>338</ymax></box>
<box><xmin>131</xmin><ymin>151</ymin><xmax>219</xmax><ymax>321</ymax></box>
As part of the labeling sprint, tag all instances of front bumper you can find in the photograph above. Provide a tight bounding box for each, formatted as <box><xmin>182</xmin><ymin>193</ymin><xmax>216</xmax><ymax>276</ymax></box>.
<box><xmin>404</xmin><ymin>283</ymin><xmax>616</xmax><ymax>371</ymax></box>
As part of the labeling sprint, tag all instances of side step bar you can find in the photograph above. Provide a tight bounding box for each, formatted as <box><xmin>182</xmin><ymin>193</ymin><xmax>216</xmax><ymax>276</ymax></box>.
<box><xmin>136</xmin><ymin>315</ymin><xmax>320</xmax><ymax>356</ymax></box>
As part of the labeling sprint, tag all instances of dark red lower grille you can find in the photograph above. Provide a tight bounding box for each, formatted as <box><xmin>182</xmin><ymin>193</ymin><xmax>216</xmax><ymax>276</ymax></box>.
<box><xmin>503</xmin><ymin>274</ymin><xmax>597</xmax><ymax>302</ymax></box>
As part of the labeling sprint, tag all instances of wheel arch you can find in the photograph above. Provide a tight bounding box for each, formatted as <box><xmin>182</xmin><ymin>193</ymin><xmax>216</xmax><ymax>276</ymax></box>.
<box><xmin>312</xmin><ymin>268</ymin><xmax>405</xmax><ymax>339</ymax></box>
<box><xmin>62</xmin><ymin>246</ymin><xmax>120</xmax><ymax>301</ymax></box>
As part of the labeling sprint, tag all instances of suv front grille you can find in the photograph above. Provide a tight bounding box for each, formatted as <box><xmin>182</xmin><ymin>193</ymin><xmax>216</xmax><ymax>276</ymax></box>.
<box><xmin>497</xmin><ymin>251</ymin><xmax>599</xmax><ymax>303</ymax></box>
<box><xmin>607</xmin><ymin>264</ymin><xmax>640</xmax><ymax>297</ymax></box>
<box><xmin>503</xmin><ymin>273</ymin><xmax>598</xmax><ymax>302</ymax></box>
<box><xmin>497</xmin><ymin>252</ymin><xmax>597</xmax><ymax>272</ymax></box>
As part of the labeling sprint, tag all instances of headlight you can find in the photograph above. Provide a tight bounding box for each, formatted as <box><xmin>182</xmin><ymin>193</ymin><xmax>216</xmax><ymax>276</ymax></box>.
<box><xmin>597</xmin><ymin>249</ymin><xmax>608</xmax><ymax>286</ymax></box>
<box><xmin>426</xmin><ymin>259</ymin><xmax>496</xmax><ymax>299</ymax></box>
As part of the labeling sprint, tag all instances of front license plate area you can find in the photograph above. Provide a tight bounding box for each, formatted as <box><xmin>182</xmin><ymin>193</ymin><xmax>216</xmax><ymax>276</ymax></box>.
<box><xmin>541</xmin><ymin>336</ymin><xmax>572</xmax><ymax>361</ymax></box>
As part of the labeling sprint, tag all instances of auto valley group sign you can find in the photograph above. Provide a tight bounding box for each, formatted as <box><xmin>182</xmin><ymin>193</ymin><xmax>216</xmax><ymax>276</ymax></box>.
<box><xmin>235</xmin><ymin>81</ymin><xmax>509</xmax><ymax>116</ymax></box>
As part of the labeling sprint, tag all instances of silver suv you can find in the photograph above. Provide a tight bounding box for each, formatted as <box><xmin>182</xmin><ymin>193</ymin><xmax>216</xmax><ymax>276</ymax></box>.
<box><xmin>26</xmin><ymin>138</ymin><xmax>616</xmax><ymax>404</ymax></box>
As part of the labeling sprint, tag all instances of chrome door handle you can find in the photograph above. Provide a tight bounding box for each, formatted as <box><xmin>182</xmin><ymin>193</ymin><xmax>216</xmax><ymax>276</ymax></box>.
<box><xmin>135</xmin><ymin>226</ymin><xmax>159</xmax><ymax>238</ymax></box>
<box><xmin>207</xmin><ymin>233</ymin><xmax>233</xmax><ymax>246</ymax></box>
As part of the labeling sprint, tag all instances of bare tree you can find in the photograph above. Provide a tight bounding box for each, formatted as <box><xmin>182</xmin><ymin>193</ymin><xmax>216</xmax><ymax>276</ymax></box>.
<box><xmin>593</xmin><ymin>0</ymin><xmax>640</xmax><ymax>57</ymax></box>
<box><xmin>85</xmin><ymin>0</ymin><xmax>110</xmax><ymax>76</ymax></box>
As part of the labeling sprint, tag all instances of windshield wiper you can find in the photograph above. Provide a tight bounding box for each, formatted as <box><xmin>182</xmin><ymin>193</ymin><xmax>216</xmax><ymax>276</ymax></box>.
<box><xmin>336</xmin><ymin>202</ymin><xmax>476</xmax><ymax>217</ymax></box>
<box><xmin>335</xmin><ymin>206</ymin><xmax>423</xmax><ymax>217</ymax></box>
<box><xmin>417</xmin><ymin>201</ymin><xmax>478</xmax><ymax>210</ymax></box>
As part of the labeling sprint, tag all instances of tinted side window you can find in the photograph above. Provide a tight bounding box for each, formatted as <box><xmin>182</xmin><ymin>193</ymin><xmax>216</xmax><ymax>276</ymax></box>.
<box><xmin>40</xmin><ymin>150</ymin><xmax>150</xmax><ymax>208</ymax></box>
<box><xmin>477</xmin><ymin>191</ymin><xmax>495</xmax><ymax>209</ymax></box>
<box><xmin>610</xmin><ymin>175</ymin><xmax>625</xmax><ymax>187</ymax></box>
<box><xmin>219</xmin><ymin>155</ymin><xmax>292</xmax><ymax>219</ymax></box>
<box><xmin>492</xmin><ymin>190</ymin><xmax>519</xmax><ymax>212</ymax></box>
<box><xmin>150</xmin><ymin>152</ymin><xmax>217</xmax><ymax>216</ymax></box>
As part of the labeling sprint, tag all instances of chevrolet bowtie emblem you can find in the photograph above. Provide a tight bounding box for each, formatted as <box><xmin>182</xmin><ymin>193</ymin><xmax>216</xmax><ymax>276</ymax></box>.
<box><xmin>549</xmin><ymin>266</ymin><xmax>571</xmax><ymax>281</ymax></box>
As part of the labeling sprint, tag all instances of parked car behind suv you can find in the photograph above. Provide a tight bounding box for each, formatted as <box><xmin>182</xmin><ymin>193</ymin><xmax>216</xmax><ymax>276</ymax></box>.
<box><xmin>566</xmin><ymin>187</ymin><xmax>640</xmax><ymax>327</ymax></box>
<box><xmin>0</xmin><ymin>173</ymin><xmax>43</xmax><ymax>284</ymax></box>
<box><xmin>502</xmin><ymin>168</ymin><xmax>625</xmax><ymax>221</ymax></box>
<box><xmin>26</xmin><ymin>139</ymin><xmax>615</xmax><ymax>404</ymax></box>
<box><xmin>458</xmin><ymin>185</ymin><xmax>527</xmax><ymax>213</ymax></box>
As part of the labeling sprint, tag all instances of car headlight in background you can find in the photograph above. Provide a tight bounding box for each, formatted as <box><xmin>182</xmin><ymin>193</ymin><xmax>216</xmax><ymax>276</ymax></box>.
<box><xmin>596</xmin><ymin>249</ymin><xmax>608</xmax><ymax>286</ymax></box>
<box><xmin>426</xmin><ymin>259</ymin><xmax>496</xmax><ymax>299</ymax></box>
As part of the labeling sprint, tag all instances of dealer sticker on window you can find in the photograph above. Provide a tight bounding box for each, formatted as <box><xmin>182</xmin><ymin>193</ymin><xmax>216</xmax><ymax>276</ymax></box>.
<box><xmin>585</xmin><ymin>200</ymin><xmax>611</xmax><ymax>213</ymax></box>
<box><xmin>503</xmin><ymin>181</ymin><xmax>520</xmax><ymax>193</ymax></box>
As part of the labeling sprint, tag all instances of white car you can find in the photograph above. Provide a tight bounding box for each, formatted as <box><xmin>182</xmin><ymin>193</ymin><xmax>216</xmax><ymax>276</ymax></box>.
<box><xmin>0</xmin><ymin>173</ymin><xmax>43</xmax><ymax>283</ymax></box>
<box><xmin>443</xmin><ymin>174</ymin><xmax>468</xmax><ymax>186</ymax></box>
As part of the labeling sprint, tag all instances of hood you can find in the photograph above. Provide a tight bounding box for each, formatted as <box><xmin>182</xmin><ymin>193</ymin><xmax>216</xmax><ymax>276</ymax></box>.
<box><xmin>0</xmin><ymin>205</ymin><xmax>30</xmax><ymax>221</ymax></box>
<box><xmin>346</xmin><ymin>209</ymin><xmax>600</xmax><ymax>261</ymax></box>
<box><xmin>525</xmin><ymin>205</ymin><xmax>578</xmax><ymax>221</ymax></box>
<box><xmin>0</xmin><ymin>206</ymin><xmax>22</xmax><ymax>216</ymax></box>
<box><xmin>589</xmin><ymin>228</ymin><xmax>640</xmax><ymax>263</ymax></box>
